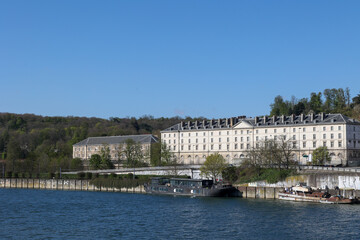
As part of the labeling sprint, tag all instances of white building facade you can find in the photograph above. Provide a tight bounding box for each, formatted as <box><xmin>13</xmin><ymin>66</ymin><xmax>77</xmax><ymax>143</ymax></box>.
<box><xmin>161</xmin><ymin>113</ymin><xmax>360</xmax><ymax>167</ymax></box>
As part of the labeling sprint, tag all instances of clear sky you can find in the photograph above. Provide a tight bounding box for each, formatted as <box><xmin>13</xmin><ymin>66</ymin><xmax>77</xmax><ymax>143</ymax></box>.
<box><xmin>1</xmin><ymin>1</ymin><xmax>359</xmax><ymax>119</ymax></box>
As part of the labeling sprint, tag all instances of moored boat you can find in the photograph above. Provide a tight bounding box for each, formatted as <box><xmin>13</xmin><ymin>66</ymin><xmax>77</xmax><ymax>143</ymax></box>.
<box><xmin>278</xmin><ymin>185</ymin><xmax>359</xmax><ymax>204</ymax></box>
<box><xmin>144</xmin><ymin>177</ymin><xmax>241</xmax><ymax>197</ymax></box>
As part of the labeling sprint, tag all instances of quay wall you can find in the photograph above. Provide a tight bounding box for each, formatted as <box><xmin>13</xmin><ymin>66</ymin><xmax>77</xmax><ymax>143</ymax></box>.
<box><xmin>0</xmin><ymin>178</ymin><xmax>145</xmax><ymax>193</ymax></box>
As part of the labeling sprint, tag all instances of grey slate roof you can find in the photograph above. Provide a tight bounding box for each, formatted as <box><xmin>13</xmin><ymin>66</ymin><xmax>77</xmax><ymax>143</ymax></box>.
<box><xmin>162</xmin><ymin>113</ymin><xmax>360</xmax><ymax>132</ymax></box>
<box><xmin>73</xmin><ymin>134</ymin><xmax>158</xmax><ymax>146</ymax></box>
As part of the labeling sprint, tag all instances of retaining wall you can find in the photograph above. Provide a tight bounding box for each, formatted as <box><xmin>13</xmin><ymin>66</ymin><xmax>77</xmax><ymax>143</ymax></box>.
<box><xmin>0</xmin><ymin>178</ymin><xmax>145</xmax><ymax>193</ymax></box>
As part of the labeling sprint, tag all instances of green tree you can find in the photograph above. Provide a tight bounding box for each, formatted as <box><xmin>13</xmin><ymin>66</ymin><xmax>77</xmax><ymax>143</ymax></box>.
<box><xmin>70</xmin><ymin>157</ymin><xmax>84</xmax><ymax>171</ymax></box>
<box><xmin>309</xmin><ymin>92</ymin><xmax>323</xmax><ymax>113</ymax></box>
<box><xmin>120</xmin><ymin>139</ymin><xmax>146</xmax><ymax>168</ymax></box>
<box><xmin>89</xmin><ymin>154</ymin><xmax>102</xmax><ymax>169</ymax></box>
<box><xmin>200</xmin><ymin>153</ymin><xmax>227</xmax><ymax>182</ymax></box>
<box><xmin>312</xmin><ymin>146</ymin><xmax>330</xmax><ymax>165</ymax></box>
<box><xmin>100</xmin><ymin>144</ymin><xmax>114</xmax><ymax>169</ymax></box>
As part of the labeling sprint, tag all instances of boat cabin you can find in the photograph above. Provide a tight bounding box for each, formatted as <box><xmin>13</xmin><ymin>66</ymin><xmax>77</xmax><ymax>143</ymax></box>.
<box><xmin>150</xmin><ymin>177</ymin><xmax>213</xmax><ymax>188</ymax></box>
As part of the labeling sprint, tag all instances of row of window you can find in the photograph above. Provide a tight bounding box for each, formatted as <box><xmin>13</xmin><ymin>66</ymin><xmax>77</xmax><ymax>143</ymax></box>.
<box><xmin>168</xmin><ymin>133</ymin><xmax>344</xmax><ymax>145</ymax></box>
<box><xmin>175</xmin><ymin>140</ymin><xmax>345</xmax><ymax>151</ymax></box>
<box><xmin>163</xmin><ymin>126</ymin><xmax>345</xmax><ymax>138</ymax></box>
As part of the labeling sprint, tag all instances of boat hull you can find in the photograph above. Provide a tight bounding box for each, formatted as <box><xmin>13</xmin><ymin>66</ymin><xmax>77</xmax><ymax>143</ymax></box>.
<box><xmin>145</xmin><ymin>185</ymin><xmax>241</xmax><ymax>197</ymax></box>
<box><xmin>278</xmin><ymin>192</ymin><xmax>358</xmax><ymax>204</ymax></box>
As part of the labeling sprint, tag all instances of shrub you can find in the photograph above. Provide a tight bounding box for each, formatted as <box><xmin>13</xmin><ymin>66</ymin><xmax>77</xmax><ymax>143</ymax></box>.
<box><xmin>21</xmin><ymin>173</ymin><xmax>26</xmax><ymax>178</ymax></box>
<box><xmin>48</xmin><ymin>172</ymin><xmax>55</xmax><ymax>179</ymax></box>
<box><xmin>77</xmin><ymin>172</ymin><xmax>85</xmax><ymax>179</ymax></box>
<box><xmin>110</xmin><ymin>173</ymin><xmax>117</xmax><ymax>178</ymax></box>
<box><xmin>86</xmin><ymin>172</ymin><xmax>92</xmax><ymax>179</ymax></box>
<box><xmin>5</xmin><ymin>171</ymin><xmax>12</xmax><ymax>178</ymax></box>
<box><xmin>12</xmin><ymin>172</ymin><xmax>19</xmax><ymax>178</ymax></box>
<box><xmin>36</xmin><ymin>173</ymin><xmax>40</xmax><ymax>179</ymax></box>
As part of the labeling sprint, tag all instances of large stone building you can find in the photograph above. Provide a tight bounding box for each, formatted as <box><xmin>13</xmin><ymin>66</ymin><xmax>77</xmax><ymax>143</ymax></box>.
<box><xmin>161</xmin><ymin>113</ymin><xmax>360</xmax><ymax>166</ymax></box>
<box><xmin>73</xmin><ymin>134</ymin><xmax>158</xmax><ymax>166</ymax></box>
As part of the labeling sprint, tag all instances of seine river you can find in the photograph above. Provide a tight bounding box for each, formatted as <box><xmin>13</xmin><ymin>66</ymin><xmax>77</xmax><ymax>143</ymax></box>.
<box><xmin>1</xmin><ymin>189</ymin><xmax>360</xmax><ymax>240</ymax></box>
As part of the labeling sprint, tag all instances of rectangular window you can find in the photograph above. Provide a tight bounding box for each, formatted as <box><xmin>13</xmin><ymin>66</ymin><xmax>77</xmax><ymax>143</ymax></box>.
<box><xmin>256</xmin><ymin>136</ymin><xmax>259</xmax><ymax>141</ymax></box>
<box><xmin>188</xmin><ymin>146</ymin><xmax>191</xmax><ymax>150</ymax></box>
<box><xmin>274</xmin><ymin>129</ymin><xmax>277</xmax><ymax>133</ymax></box>
<box><xmin>219</xmin><ymin>132</ymin><xmax>221</xmax><ymax>135</ymax></box>
<box><xmin>303</xmin><ymin>134</ymin><xmax>306</xmax><ymax>140</ymax></box>
<box><xmin>227</xmin><ymin>137</ymin><xmax>229</xmax><ymax>142</ymax></box>
<box><xmin>227</xmin><ymin>131</ymin><xmax>229</xmax><ymax>135</ymax></box>
<box><xmin>313</xmin><ymin>142</ymin><xmax>316</xmax><ymax>148</ymax></box>
<box><xmin>274</xmin><ymin>136</ymin><xmax>277</xmax><ymax>140</ymax></box>
<box><xmin>211</xmin><ymin>132</ymin><xmax>213</xmax><ymax>136</ymax></box>
<box><xmin>293</xmin><ymin>135</ymin><xmax>296</xmax><ymax>140</ymax></box>
<box><xmin>313</xmin><ymin>134</ymin><xmax>316</xmax><ymax>140</ymax></box>
<box><xmin>235</xmin><ymin>137</ymin><xmax>237</xmax><ymax>142</ymax></box>
<box><xmin>241</xmin><ymin>137</ymin><xmax>243</xmax><ymax>142</ymax></box>
<box><xmin>196</xmin><ymin>139</ymin><xmax>198</xmax><ymax>143</ymax></box>
<box><xmin>246</xmin><ymin>144</ymin><xmax>250</xmax><ymax>149</ymax></box>
<box><xmin>227</xmin><ymin>145</ymin><xmax>229</xmax><ymax>150</ymax></box>
<box><xmin>303</xmin><ymin>142</ymin><xmax>306</xmax><ymax>148</ymax></box>
<box><xmin>293</xmin><ymin>142</ymin><xmax>296</xmax><ymax>148</ymax></box>
<box><xmin>283</xmin><ymin>128</ymin><xmax>286</xmax><ymax>133</ymax></box>
<box><xmin>323</xmin><ymin>127</ymin><xmax>326</xmax><ymax>131</ymax></box>
<box><xmin>173</xmin><ymin>146</ymin><xmax>176</xmax><ymax>151</ymax></box>
<box><xmin>247</xmin><ymin>130</ymin><xmax>250</xmax><ymax>134</ymax></box>
<box><xmin>219</xmin><ymin>144</ymin><xmax>222</xmax><ymax>150</ymax></box>
<box><xmin>181</xmin><ymin>139</ymin><xmax>184</xmax><ymax>144</ymax></box>
<box><xmin>303</xmin><ymin>127</ymin><xmax>306</xmax><ymax>132</ymax></box>
<box><xmin>256</xmin><ymin>130</ymin><xmax>258</xmax><ymax>134</ymax></box>
<box><xmin>169</xmin><ymin>140</ymin><xmax>171</xmax><ymax>144</ymax></box>
<box><xmin>203</xmin><ymin>145</ymin><xmax>206</xmax><ymax>150</ymax></box>
<box><xmin>293</xmin><ymin>128</ymin><xmax>296</xmax><ymax>132</ymax></box>
<box><xmin>331</xmin><ymin>126</ymin><xmax>334</xmax><ymax>131</ymax></box>
<box><xmin>203</xmin><ymin>138</ymin><xmax>206</xmax><ymax>143</ymax></box>
<box><xmin>338</xmin><ymin>126</ymin><xmax>341</xmax><ymax>131</ymax></box>
<box><xmin>196</xmin><ymin>145</ymin><xmax>198</xmax><ymax>150</ymax></box>
<box><xmin>219</xmin><ymin>138</ymin><xmax>221</xmax><ymax>142</ymax></box>
<box><xmin>331</xmin><ymin>141</ymin><xmax>334</xmax><ymax>148</ymax></box>
<box><xmin>338</xmin><ymin>133</ymin><xmax>342</xmax><ymax>139</ymax></box>
<box><xmin>323</xmin><ymin>141</ymin><xmax>326</xmax><ymax>147</ymax></box>
<box><xmin>265</xmin><ymin>129</ymin><xmax>268</xmax><ymax>134</ymax></box>
<box><xmin>235</xmin><ymin>131</ymin><xmax>237</xmax><ymax>134</ymax></box>
<box><xmin>235</xmin><ymin>144</ymin><xmax>238</xmax><ymax>149</ymax></box>
<box><xmin>211</xmin><ymin>138</ymin><xmax>213</xmax><ymax>143</ymax></box>
<box><xmin>241</xmin><ymin>144</ymin><xmax>244</xmax><ymax>149</ymax></box>
<box><xmin>331</xmin><ymin>134</ymin><xmax>334</xmax><ymax>139</ymax></box>
<box><xmin>181</xmin><ymin>146</ymin><xmax>184</xmax><ymax>150</ymax></box>
<box><xmin>247</xmin><ymin>137</ymin><xmax>250</xmax><ymax>141</ymax></box>
<box><xmin>211</xmin><ymin>145</ymin><xmax>214</xmax><ymax>150</ymax></box>
<box><xmin>323</xmin><ymin>134</ymin><xmax>326</xmax><ymax>139</ymax></box>
<box><xmin>313</xmin><ymin>127</ymin><xmax>316</xmax><ymax>131</ymax></box>
<box><xmin>188</xmin><ymin>139</ymin><xmax>191</xmax><ymax>143</ymax></box>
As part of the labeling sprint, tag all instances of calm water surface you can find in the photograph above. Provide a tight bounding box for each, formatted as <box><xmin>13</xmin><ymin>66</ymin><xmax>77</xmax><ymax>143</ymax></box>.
<box><xmin>1</xmin><ymin>189</ymin><xmax>360</xmax><ymax>239</ymax></box>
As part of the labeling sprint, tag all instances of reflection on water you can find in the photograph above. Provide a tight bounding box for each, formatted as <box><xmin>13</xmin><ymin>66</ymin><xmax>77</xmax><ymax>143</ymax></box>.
<box><xmin>1</xmin><ymin>189</ymin><xmax>360</xmax><ymax>239</ymax></box>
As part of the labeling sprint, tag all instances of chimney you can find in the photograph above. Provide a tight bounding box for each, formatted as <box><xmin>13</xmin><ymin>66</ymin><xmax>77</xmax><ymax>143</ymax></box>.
<box><xmin>310</xmin><ymin>113</ymin><xmax>314</xmax><ymax>122</ymax></box>
<box><xmin>272</xmin><ymin>115</ymin><xmax>276</xmax><ymax>123</ymax></box>
<box><xmin>263</xmin><ymin>116</ymin><xmax>267</xmax><ymax>124</ymax></box>
<box><xmin>300</xmin><ymin>113</ymin><xmax>304</xmax><ymax>122</ymax></box>
<box><xmin>181</xmin><ymin>121</ymin><xmax>184</xmax><ymax>129</ymax></box>
<box><xmin>320</xmin><ymin>112</ymin><xmax>324</xmax><ymax>121</ymax></box>
<box><xmin>281</xmin><ymin>115</ymin><xmax>285</xmax><ymax>123</ymax></box>
<box><xmin>202</xmin><ymin>120</ymin><xmax>205</xmax><ymax>127</ymax></box>
<box><xmin>226</xmin><ymin>118</ymin><xmax>229</xmax><ymax>126</ymax></box>
<box><xmin>255</xmin><ymin>116</ymin><xmax>259</xmax><ymax>124</ymax></box>
<box><xmin>188</xmin><ymin>121</ymin><xmax>191</xmax><ymax>128</ymax></box>
<box><xmin>218</xmin><ymin>119</ymin><xmax>221</xmax><ymax>127</ymax></box>
<box><xmin>230</xmin><ymin>118</ymin><xmax>234</xmax><ymax>127</ymax></box>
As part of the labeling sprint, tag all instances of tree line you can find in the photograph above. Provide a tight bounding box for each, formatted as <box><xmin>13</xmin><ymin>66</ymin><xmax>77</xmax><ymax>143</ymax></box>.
<box><xmin>0</xmin><ymin>113</ymin><xmax>201</xmax><ymax>175</ymax></box>
<box><xmin>270</xmin><ymin>88</ymin><xmax>360</xmax><ymax>119</ymax></box>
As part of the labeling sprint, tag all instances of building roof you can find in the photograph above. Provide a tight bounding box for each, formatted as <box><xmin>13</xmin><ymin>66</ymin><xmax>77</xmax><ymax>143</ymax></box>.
<box><xmin>73</xmin><ymin>134</ymin><xmax>158</xmax><ymax>146</ymax></box>
<box><xmin>162</xmin><ymin>113</ymin><xmax>360</xmax><ymax>132</ymax></box>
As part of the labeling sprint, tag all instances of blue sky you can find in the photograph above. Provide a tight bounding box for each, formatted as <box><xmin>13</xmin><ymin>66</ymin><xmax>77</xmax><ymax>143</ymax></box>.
<box><xmin>1</xmin><ymin>1</ymin><xmax>359</xmax><ymax>119</ymax></box>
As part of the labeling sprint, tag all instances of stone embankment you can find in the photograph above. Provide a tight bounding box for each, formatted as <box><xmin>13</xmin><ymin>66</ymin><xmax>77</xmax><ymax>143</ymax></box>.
<box><xmin>0</xmin><ymin>178</ymin><xmax>145</xmax><ymax>193</ymax></box>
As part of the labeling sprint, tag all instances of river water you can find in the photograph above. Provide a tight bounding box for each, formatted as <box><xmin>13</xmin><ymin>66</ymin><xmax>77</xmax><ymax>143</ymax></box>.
<box><xmin>1</xmin><ymin>189</ymin><xmax>360</xmax><ymax>239</ymax></box>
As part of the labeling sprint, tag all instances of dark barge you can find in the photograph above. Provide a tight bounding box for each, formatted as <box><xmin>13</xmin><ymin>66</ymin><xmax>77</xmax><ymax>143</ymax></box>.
<box><xmin>144</xmin><ymin>177</ymin><xmax>241</xmax><ymax>197</ymax></box>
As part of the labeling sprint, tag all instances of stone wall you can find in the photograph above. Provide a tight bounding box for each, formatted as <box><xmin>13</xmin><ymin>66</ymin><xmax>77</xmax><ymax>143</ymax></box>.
<box><xmin>0</xmin><ymin>178</ymin><xmax>145</xmax><ymax>193</ymax></box>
